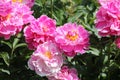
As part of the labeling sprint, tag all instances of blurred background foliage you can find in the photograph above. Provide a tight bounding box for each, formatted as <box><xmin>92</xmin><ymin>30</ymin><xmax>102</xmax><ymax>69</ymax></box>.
<box><xmin>0</xmin><ymin>0</ymin><xmax>120</xmax><ymax>80</ymax></box>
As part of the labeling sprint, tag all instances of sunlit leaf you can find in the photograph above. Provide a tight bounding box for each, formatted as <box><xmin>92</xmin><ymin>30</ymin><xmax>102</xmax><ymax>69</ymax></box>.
<box><xmin>14</xmin><ymin>43</ymin><xmax>27</xmax><ymax>49</ymax></box>
<box><xmin>0</xmin><ymin>68</ymin><xmax>10</xmax><ymax>75</ymax></box>
<box><xmin>1</xmin><ymin>41</ymin><xmax>12</xmax><ymax>49</ymax></box>
<box><xmin>0</xmin><ymin>52</ymin><xmax>10</xmax><ymax>66</ymax></box>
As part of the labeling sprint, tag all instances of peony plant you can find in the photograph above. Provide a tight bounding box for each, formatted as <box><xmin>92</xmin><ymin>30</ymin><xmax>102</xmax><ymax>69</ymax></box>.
<box><xmin>0</xmin><ymin>0</ymin><xmax>120</xmax><ymax>80</ymax></box>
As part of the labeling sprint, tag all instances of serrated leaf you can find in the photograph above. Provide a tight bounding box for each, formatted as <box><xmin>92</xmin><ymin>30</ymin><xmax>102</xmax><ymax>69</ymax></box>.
<box><xmin>0</xmin><ymin>52</ymin><xmax>10</xmax><ymax>66</ymax></box>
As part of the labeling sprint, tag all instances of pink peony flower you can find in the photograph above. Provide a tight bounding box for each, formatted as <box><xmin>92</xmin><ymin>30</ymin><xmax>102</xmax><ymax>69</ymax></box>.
<box><xmin>95</xmin><ymin>1</ymin><xmax>120</xmax><ymax>37</ymax></box>
<box><xmin>115</xmin><ymin>37</ymin><xmax>120</xmax><ymax>48</ymax></box>
<box><xmin>47</xmin><ymin>66</ymin><xmax>80</xmax><ymax>80</ymax></box>
<box><xmin>98</xmin><ymin>0</ymin><xmax>112</xmax><ymax>5</ymax></box>
<box><xmin>0</xmin><ymin>1</ymin><xmax>12</xmax><ymax>17</ymax></box>
<box><xmin>5</xmin><ymin>0</ymin><xmax>35</xmax><ymax>8</ymax></box>
<box><xmin>10</xmin><ymin>3</ymin><xmax>34</xmax><ymax>25</ymax></box>
<box><xmin>98</xmin><ymin>0</ymin><xmax>119</xmax><ymax>5</ymax></box>
<box><xmin>0</xmin><ymin>24</ymin><xmax>21</xmax><ymax>39</ymax></box>
<box><xmin>22</xmin><ymin>0</ymin><xmax>35</xmax><ymax>8</ymax></box>
<box><xmin>24</xmin><ymin>15</ymin><xmax>56</xmax><ymax>50</ymax></box>
<box><xmin>28</xmin><ymin>41</ymin><xmax>63</xmax><ymax>76</ymax></box>
<box><xmin>55</xmin><ymin>23</ymin><xmax>89</xmax><ymax>57</ymax></box>
<box><xmin>0</xmin><ymin>2</ymin><xmax>16</xmax><ymax>39</ymax></box>
<box><xmin>0</xmin><ymin>2</ymin><xmax>34</xmax><ymax>40</ymax></box>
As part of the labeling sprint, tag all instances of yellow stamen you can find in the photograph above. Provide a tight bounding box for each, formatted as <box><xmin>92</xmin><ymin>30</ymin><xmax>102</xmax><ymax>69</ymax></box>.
<box><xmin>66</xmin><ymin>31</ymin><xmax>78</xmax><ymax>41</ymax></box>
<box><xmin>44</xmin><ymin>51</ymin><xmax>52</xmax><ymax>59</ymax></box>
<box><xmin>12</xmin><ymin>0</ymin><xmax>22</xmax><ymax>3</ymax></box>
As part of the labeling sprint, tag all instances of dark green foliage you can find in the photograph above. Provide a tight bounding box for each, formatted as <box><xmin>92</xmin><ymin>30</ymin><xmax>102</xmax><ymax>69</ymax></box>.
<box><xmin>0</xmin><ymin>0</ymin><xmax>120</xmax><ymax>80</ymax></box>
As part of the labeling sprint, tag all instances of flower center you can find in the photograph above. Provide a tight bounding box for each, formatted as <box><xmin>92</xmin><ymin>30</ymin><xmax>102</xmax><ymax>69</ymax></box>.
<box><xmin>12</xmin><ymin>0</ymin><xmax>22</xmax><ymax>3</ymax></box>
<box><xmin>44</xmin><ymin>51</ymin><xmax>52</xmax><ymax>59</ymax></box>
<box><xmin>66</xmin><ymin>31</ymin><xmax>78</xmax><ymax>41</ymax></box>
<box><xmin>42</xmin><ymin>26</ymin><xmax>48</xmax><ymax>32</ymax></box>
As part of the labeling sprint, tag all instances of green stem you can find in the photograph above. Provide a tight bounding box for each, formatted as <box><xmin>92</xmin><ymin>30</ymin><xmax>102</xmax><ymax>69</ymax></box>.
<box><xmin>107</xmin><ymin>39</ymin><xmax>113</xmax><ymax>80</ymax></box>
<box><xmin>11</xmin><ymin>33</ymin><xmax>22</xmax><ymax>58</ymax></box>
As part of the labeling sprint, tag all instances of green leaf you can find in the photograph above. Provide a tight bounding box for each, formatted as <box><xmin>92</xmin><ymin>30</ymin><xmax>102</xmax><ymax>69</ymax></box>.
<box><xmin>13</xmin><ymin>33</ymin><xmax>22</xmax><ymax>49</ymax></box>
<box><xmin>0</xmin><ymin>52</ymin><xmax>10</xmax><ymax>66</ymax></box>
<box><xmin>1</xmin><ymin>41</ymin><xmax>12</xmax><ymax>49</ymax></box>
<box><xmin>14</xmin><ymin>43</ymin><xmax>27</xmax><ymax>49</ymax></box>
<box><xmin>103</xmin><ymin>56</ymin><xmax>108</xmax><ymax>65</ymax></box>
<box><xmin>87</xmin><ymin>47</ymin><xmax>100</xmax><ymax>56</ymax></box>
<box><xmin>67</xmin><ymin>13</ymin><xmax>83</xmax><ymax>22</ymax></box>
<box><xmin>35</xmin><ymin>0</ymin><xmax>44</xmax><ymax>6</ymax></box>
<box><xmin>0</xmin><ymin>68</ymin><xmax>10</xmax><ymax>75</ymax></box>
